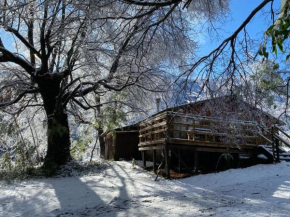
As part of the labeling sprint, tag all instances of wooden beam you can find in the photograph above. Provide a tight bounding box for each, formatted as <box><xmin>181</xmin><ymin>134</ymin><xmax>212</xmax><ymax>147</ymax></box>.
<box><xmin>168</xmin><ymin>112</ymin><xmax>257</xmax><ymax>127</ymax></box>
<box><xmin>153</xmin><ymin>150</ymin><xmax>157</xmax><ymax>173</ymax></box>
<box><xmin>139</xmin><ymin>145</ymin><xmax>164</xmax><ymax>151</ymax></box>
<box><xmin>138</xmin><ymin>138</ymin><xmax>165</xmax><ymax>147</ymax></box>
<box><xmin>167</xmin><ymin>145</ymin><xmax>247</xmax><ymax>154</ymax></box>
<box><xmin>139</xmin><ymin>128</ymin><xmax>167</xmax><ymax>138</ymax></box>
<box><xmin>168</xmin><ymin>138</ymin><xmax>258</xmax><ymax>148</ymax></box>
<box><xmin>178</xmin><ymin>150</ymin><xmax>181</xmax><ymax>172</ymax></box>
<box><xmin>139</xmin><ymin>112</ymin><xmax>167</xmax><ymax>127</ymax></box>
<box><xmin>140</xmin><ymin>144</ymin><xmax>247</xmax><ymax>154</ymax></box>
<box><xmin>171</xmin><ymin>149</ymin><xmax>189</xmax><ymax>172</ymax></box>
<box><xmin>164</xmin><ymin>147</ymin><xmax>170</xmax><ymax>179</ymax></box>
<box><xmin>194</xmin><ymin>151</ymin><xmax>198</xmax><ymax>175</ymax></box>
<box><xmin>142</xmin><ymin>151</ymin><xmax>146</xmax><ymax>168</ymax></box>
<box><xmin>139</xmin><ymin>121</ymin><xmax>167</xmax><ymax>133</ymax></box>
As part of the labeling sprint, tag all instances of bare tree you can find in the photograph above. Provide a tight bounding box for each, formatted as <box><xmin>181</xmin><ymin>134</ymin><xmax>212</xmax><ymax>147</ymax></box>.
<box><xmin>0</xmin><ymin>0</ymin><xmax>229</xmax><ymax>167</ymax></box>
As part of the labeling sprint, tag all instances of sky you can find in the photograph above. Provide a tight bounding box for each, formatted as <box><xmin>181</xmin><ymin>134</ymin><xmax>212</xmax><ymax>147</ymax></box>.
<box><xmin>199</xmin><ymin>0</ymin><xmax>281</xmax><ymax>57</ymax></box>
<box><xmin>0</xmin><ymin>0</ymin><xmax>283</xmax><ymax>64</ymax></box>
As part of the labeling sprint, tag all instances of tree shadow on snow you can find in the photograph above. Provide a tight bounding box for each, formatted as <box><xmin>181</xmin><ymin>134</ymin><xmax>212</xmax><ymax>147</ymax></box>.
<box><xmin>1</xmin><ymin>162</ymin><xmax>290</xmax><ymax>216</ymax></box>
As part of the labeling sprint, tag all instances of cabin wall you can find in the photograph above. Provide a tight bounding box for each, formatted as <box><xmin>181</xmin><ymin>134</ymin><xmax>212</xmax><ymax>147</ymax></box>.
<box><xmin>115</xmin><ymin>132</ymin><xmax>141</xmax><ymax>160</ymax></box>
<box><xmin>138</xmin><ymin>97</ymin><xmax>282</xmax><ymax>178</ymax></box>
<box><xmin>171</xmin><ymin>98</ymin><xmax>280</xmax><ymax>126</ymax></box>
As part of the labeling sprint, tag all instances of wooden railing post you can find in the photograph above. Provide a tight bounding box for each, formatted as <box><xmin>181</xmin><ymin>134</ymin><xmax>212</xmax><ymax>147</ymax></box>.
<box><xmin>275</xmin><ymin>138</ymin><xmax>280</xmax><ymax>162</ymax></box>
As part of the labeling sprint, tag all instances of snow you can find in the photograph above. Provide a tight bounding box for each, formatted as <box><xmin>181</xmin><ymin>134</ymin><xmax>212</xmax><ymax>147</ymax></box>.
<box><xmin>1</xmin><ymin>161</ymin><xmax>290</xmax><ymax>217</ymax></box>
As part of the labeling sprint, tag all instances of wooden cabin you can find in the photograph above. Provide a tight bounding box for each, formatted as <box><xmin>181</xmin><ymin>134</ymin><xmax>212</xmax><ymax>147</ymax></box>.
<box><xmin>138</xmin><ymin>96</ymin><xmax>289</xmax><ymax>178</ymax></box>
<box><xmin>104</xmin><ymin>95</ymin><xmax>290</xmax><ymax>177</ymax></box>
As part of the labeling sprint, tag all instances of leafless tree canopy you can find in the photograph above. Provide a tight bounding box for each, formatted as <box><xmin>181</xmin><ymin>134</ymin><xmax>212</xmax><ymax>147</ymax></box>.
<box><xmin>1</xmin><ymin>0</ymin><xmax>287</xmax><ymax>167</ymax></box>
<box><xmin>0</xmin><ymin>0</ymin><xmax>230</xmax><ymax>165</ymax></box>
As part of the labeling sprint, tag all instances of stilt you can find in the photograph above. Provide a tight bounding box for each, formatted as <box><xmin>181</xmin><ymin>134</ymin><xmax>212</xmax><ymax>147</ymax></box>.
<box><xmin>194</xmin><ymin>151</ymin><xmax>198</xmax><ymax>174</ymax></box>
<box><xmin>172</xmin><ymin>149</ymin><xmax>189</xmax><ymax>172</ymax></box>
<box><xmin>227</xmin><ymin>155</ymin><xmax>231</xmax><ymax>169</ymax></box>
<box><xmin>178</xmin><ymin>149</ymin><xmax>181</xmax><ymax>172</ymax></box>
<box><xmin>275</xmin><ymin>138</ymin><xmax>280</xmax><ymax>162</ymax></box>
<box><xmin>153</xmin><ymin>150</ymin><xmax>156</xmax><ymax>173</ymax></box>
<box><xmin>142</xmin><ymin>151</ymin><xmax>146</xmax><ymax>168</ymax></box>
<box><xmin>232</xmin><ymin>153</ymin><xmax>239</xmax><ymax>168</ymax></box>
<box><xmin>164</xmin><ymin>147</ymin><xmax>170</xmax><ymax>179</ymax></box>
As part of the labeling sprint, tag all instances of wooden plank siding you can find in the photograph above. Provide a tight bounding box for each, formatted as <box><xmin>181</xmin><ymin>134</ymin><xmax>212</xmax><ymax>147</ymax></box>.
<box><xmin>105</xmin><ymin>131</ymin><xmax>141</xmax><ymax>160</ymax></box>
<box><xmin>135</xmin><ymin>96</ymin><xmax>284</xmax><ymax>178</ymax></box>
<box><xmin>139</xmin><ymin>111</ymin><xmax>268</xmax><ymax>152</ymax></box>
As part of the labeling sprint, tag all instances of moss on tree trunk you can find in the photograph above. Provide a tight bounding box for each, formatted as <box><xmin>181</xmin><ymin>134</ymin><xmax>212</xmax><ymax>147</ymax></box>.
<box><xmin>38</xmin><ymin>77</ymin><xmax>72</xmax><ymax>169</ymax></box>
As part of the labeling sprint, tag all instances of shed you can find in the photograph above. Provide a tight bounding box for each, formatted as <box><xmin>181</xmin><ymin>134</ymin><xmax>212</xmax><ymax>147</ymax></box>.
<box><xmin>104</xmin><ymin>125</ymin><xmax>141</xmax><ymax>161</ymax></box>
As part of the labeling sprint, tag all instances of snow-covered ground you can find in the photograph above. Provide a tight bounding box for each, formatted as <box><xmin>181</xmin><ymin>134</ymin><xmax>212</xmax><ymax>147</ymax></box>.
<box><xmin>1</xmin><ymin>161</ymin><xmax>290</xmax><ymax>217</ymax></box>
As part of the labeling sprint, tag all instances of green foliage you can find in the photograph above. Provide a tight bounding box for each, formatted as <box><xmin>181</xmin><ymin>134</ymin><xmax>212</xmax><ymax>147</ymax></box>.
<box><xmin>1</xmin><ymin>153</ymin><xmax>12</xmax><ymax>172</ymax></box>
<box><xmin>0</xmin><ymin>119</ymin><xmax>17</xmax><ymax>146</ymax></box>
<box><xmin>47</xmin><ymin>120</ymin><xmax>68</xmax><ymax>142</ymax></box>
<box><xmin>250</xmin><ymin>61</ymin><xmax>284</xmax><ymax>107</ymax></box>
<box><xmin>259</xmin><ymin>1</ymin><xmax>290</xmax><ymax>60</ymax></box>
<box><xmin>70</xmin><ymin>131</ymin><xmax>92</xmax><ymax>160</ymax></box>
<box><xmin>0</xmin><ymin>144</ymin><xmax>39</xmax><ymax>182</ymax></box>
<box><xmin>42</xmin><ymin>158</ymin><xmax>59</xmax><ymax>177</ymax></box>
<box><xmin>94</xmin><ymin>95</ymin><xmax>127</xmax><ymax>138</ymax></box>
<box><xmin>0</xmin><ymin>118</ymin><xmax>40</xmax><ymax>182</ymax></box>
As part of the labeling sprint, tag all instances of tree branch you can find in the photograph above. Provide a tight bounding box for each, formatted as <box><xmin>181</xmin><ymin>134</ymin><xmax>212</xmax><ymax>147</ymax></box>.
<box><xmin>0</xmin><ymin>46</ymin><xmax>35</xmax><ymax>74</ymax></box>
<box><xmin>0</xmin><ymin>88</ymin><xmax>39</xmax><ymax>108</ymax></box>
<box><xmin>178</xmin><ymin>0</ymin><xmax>273</xmax><ymax>80</ymax></box>
<box><xmin>3</xmin><ymin>26</ymin><xmax>41</xmax><ymax>58</ymax></box>
<box><xmin>121</xmin><ymin>0</ymin><xmax>181</xmax><ymax>7</ymax></box>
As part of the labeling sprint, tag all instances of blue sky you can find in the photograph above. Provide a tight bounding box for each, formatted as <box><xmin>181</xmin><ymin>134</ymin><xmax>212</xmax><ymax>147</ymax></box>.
<box><xmin>199</xmin><ymin>0</ymin><xmax>281</xmax><ymax>57</ymax></box>
<box><xmin>0</xmin><ymin>1</ymin><xmax>282</xmax><ymax>62</ymax></box>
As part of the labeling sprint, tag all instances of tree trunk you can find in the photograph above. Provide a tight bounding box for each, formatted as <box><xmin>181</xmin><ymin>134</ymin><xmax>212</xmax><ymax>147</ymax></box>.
<box><xmin>38</xmin><ymin>77</ymin><xmax>72</xmax><ymax>167</ymax></box>
<box><xmin>98</xmin><ymin>128</ymin><xmax>105</xmax><ymax>158</ymax></box>
<box><xmin>95</xmin><ymin>96</ymin><xmax>105</xmax><ymax>158</ymax></box>
<box><xmin>45</xmin><ymin>111</ymin><xmax>71</xmax><ymax>165</ymax></box>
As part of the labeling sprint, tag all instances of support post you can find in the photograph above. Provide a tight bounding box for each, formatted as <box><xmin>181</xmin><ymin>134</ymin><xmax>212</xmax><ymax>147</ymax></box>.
<box><xmin>178</xmin><ymin>149</ymin><xmax>181</xmax><ymax>172</ymax></box>
<box><xmin>232</xmin><ymin>153</ymin><xmax>239</xmax><ymax>168</ymax></box>
<box><xmin>164</xmin><ymin>147</ymin><xmax>170</xmax><ymax>179</ymax></box>
<box><xmin>142</xmin><ymin>151</ymin><xmax>146</xmax><ymax>168</ymax></box>
<box><xmin>275</xmin><ymin>138</ymin><xmax>280</xmax><ymax>162</ymax></box>
<box><xmin>153</xmin><ymin>150</ymin><xmax>156</xmax><ymax>173</ymax></box>
<box><xmin>271</xmin><ymin>126</ymin><xmax>276</xmax><ymax>163</ymax></box>
<box><xmin>194</xmin><ymin>151</ymin><xmax>199</xmax><ymax>175</ymax></box>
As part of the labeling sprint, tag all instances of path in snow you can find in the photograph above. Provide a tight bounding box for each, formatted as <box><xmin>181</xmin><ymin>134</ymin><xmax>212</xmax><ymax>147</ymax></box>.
<box><xmin>0</xmin><ymin>161</ymin><xmax>290</xmax><ymax>217</ymax></box>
